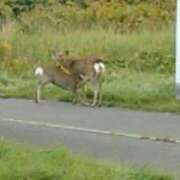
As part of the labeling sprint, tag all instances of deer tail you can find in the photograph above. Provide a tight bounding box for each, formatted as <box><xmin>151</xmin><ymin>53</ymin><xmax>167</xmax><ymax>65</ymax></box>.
<box><xmin>34</xmin><ymin>67</ymin><xmax>44</xmax><ymax>76</ymax></box>
<box><xmin>94</xmin><ymin>62</ymin><xmax>105</xmax><ymax>76</ymax></box>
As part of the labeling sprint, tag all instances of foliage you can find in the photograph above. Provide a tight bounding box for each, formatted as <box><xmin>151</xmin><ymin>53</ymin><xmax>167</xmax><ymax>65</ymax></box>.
<box><xmin>0</xmin><ymin>0</ymin><xmax>13</xmax><ymax>27</ymax></box>
<box><xmin>0</xmin><ymin>28</ymin><xmax>174</xmax><ymax>74</ymax></box>
<box><xmin>130</xmin><ymin>51</ymin><xmax>175</xmax><ymax>73</ymax></box>
<box><xmin>0</xmin><ymin>0</ymin><xmax>177</xmax><ymax>111</ymax></box>
<box><xmin>0</xmin><ymin>0</ymin><xmax>176</xmax><ymax>32</ymax></box>
<box><xmin>6</xmin><ymin>0</ymin><xmax>36</xmax><ymax>15</ymax></box>
<box><xmin>0</xmin><ymin>69</ymin><xmax>180</xmax><ymax>112</ymax></box>
<box><xmin>13</xmin><ymin>0</ymin><xmax>175</xmax><ymax>33</ymax></box>
<box><xmin>0</xmin><ymin>42</ymin><xmax>12</xmax><ymax>61</ymax></box>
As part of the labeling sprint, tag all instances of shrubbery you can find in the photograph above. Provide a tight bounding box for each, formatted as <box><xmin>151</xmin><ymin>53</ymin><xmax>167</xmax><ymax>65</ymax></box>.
<box><xmin>13</xmin><ymin>0</ymin><xmax>175</xmax><ymax>32</ymax></box>
<box><xmin>0</xmin><ymin>0</ymin><xmax>176</xmax><ymax>31</ymax></box>
<box><xmin>0</xmin><ymin>0</ymin><xmax>176</xmax><ymax>74</ymax></box>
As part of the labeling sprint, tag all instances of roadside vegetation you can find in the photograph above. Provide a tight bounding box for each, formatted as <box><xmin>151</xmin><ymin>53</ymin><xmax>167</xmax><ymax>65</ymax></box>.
<box><xmin>0</xmin><ymin>139</ymin><xmax>173</xmax><ymax>180</ymax></box>
<box><xmin>0</xmin><ymin>1</ymin><xmax>178</xmax><ymax>178</ymax></box>
<box><xmin>0</xmin><ymin>0</ymin><xmax>178</xmax><ymax>112</ymax></box>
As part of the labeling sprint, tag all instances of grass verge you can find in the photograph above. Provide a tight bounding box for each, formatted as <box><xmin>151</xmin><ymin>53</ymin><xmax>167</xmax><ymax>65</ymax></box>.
<box><xmin>0</xmin><ymin>70</ymin><xmax>179</xmax><ymax>113</ymax></box>
<box><xmin>0</xmin><ymin>28</ymin><xmax>174</xmax><ymax>73</ymax></box>
<box><xmin>0</xmin><ymin>139</ymin><xmax>173</xmax><ymax>180</ymax></box>
<box><xmin>0</xmin><ymin>28</ymin><xmax>177</xmax><ymax>112</ymax></box>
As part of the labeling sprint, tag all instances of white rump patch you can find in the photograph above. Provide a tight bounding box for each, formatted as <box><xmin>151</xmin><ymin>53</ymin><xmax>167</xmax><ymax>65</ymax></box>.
<box><xmin>94</xmin><ymin>62</ymin><xmax>105</xmax><ymax>75</ymax></box>
<box><xmin>35</xmin><ymin>67</ymin><xmax>44</xmax><ymax>76</ymax></box>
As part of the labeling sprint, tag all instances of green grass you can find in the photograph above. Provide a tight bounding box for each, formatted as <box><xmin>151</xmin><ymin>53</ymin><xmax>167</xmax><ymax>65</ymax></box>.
<box><xmin>0</xmin><ymin>70</ymin><xmax>179</xmax><ymax>112</ymax></box>
<box><xmin>0</xmin><ymin>26</ymin><xmax>177</xmax><ymax>112</ymax></box>
<box><xmin>0</xmin><ymin>139</ymin><xmax>173</xmax><ymax>180</ymax></box>
<box><xmin>0</xmin><ymin>27</ymin><xmax>175</xmax><ymax>72</ymax></box>
<box><xmin>102</xmin><ymin>70</ymin><xmax>178</xmax><ymax>112</ymax></box>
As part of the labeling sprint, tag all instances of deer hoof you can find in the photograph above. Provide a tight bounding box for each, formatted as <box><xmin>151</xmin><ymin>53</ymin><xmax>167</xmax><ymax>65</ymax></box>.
<box><xmin>35</xmin><ymin>99</ymin><xmax>45</xmax><ymax>104</ymax></box>
<box><xmin>35</xmin><ymin>98</ymin><xmax>39</xmax><ymax>104</ymax></box>
<box><xmin>91</xmin><ymin>103</ymin><xmax>97</xmax><ymax>108</ymax></box>
<box><xmin>72</xmin><ymin>99</ymin><xmax>78</xmax><ymax>105</ymax></box>
<box><xmin>80</xmin><ymin>101</ymin><xmax>90</xmax><ymax>106</ymax></box>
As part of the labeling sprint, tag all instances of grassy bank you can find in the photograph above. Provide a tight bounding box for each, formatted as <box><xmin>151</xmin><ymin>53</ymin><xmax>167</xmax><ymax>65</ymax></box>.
<box><xmin>0</xmin><ymin>70</ymin><xmax>179</xmax><ymax>112</ymax></box>
<box><xmin>0</xmin><ymin>139</ymin><xmax>173</xmax><ymax>180</ymax></box>
<box><xmin>0</xmin><ymin>26</ymin><xmax>178</xmax><ymax>112</ymax></box>
<box><xmin>0</xmin><ymin>28</ymin><xmax>175</xmax><ymax>73</ymax></box>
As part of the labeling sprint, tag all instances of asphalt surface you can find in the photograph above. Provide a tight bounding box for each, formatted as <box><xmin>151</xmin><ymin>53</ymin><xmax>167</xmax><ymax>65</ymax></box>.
<box><xmin>0</xmin><ymin>98</ymin><xmax>180</xmax><ymax>174</ymax></box>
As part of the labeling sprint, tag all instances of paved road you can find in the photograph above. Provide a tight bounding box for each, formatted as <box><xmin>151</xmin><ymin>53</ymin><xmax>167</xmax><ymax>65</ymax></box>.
<box><xmin>0</xmin><ymin>98</ymin><xmax>180</xmax><ymax>174</ymax></box>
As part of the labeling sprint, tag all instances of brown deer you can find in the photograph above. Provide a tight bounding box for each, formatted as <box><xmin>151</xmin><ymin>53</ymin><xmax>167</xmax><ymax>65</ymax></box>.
<box><xmin>34</xmin><ymin>62</ymin><xmax>90</xmax><ymax>104</ymax></box>
<box><xmin>53</xmin><ymin>51</ymin><xmax>105</xmax><ymax>106</ymax></box>
<box><xmin>34</xmin><ymin>54</ymin><xmax>105</xmax><ymax>106</ymax></box>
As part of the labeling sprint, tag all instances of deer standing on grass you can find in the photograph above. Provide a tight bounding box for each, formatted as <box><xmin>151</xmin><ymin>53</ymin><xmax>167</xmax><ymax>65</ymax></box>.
<box><xmin>34</xmin><ymin>63</ymin><xmax>83</xmax><ymax>104</ymax></box>
<box><xmin>53</xmin><ymin>51</ymin><xmax>105</xmax><ymax>106</ymax></box>
<box><xmin>34</xmin><ymin>52</ymin><xmax>105</xmax><ymax>106</ymax></box>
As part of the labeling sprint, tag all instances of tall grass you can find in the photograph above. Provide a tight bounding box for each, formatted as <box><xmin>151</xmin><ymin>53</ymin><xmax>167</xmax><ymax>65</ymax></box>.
<box><xmin>0</xmin><ymin>26</ymin><xmax>175</xmax><ymax>73</ymax></box>
<box><xmin>0</xmin><ymin>25</ymin><xmax>178</xmax><ymax>112</ymax></box>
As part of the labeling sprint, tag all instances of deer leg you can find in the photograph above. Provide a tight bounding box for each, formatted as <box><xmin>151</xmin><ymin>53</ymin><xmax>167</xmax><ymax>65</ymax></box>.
<box><xmin>79</xmin><ymin>75</ymin><xmax>93</xmax><ymax>106</ymax></box>
<box><xmin>72</xmin><ymin>89</ymin><xmax>80</xmax><ymax>104</ymax></box>
<box><xmin>91</xmin><ymin>80</ymin><xmax>100</xmax><ymax>107</ymax></box>
<box><xmin>74</xmin><ymin>76</ymin><xmax>90</xmax><ymax>106</ymax></box>
<box><xmin>91</xmin><ymin>75</ymin><xmax>104</xmax><ymax>107</ymax></box>
<box><xmin>35</xmin><ymin>80</ymin><xmax>49</xmax><ymax>103</ymax></box>
<box><xmin>72</xmin><ymin>87</ymin><xmax>89</xmax><ymax>105</ymax></box>
<box><xmin>35</xmin><ymin>83</ymin><xmax>42</xmax><ymax>103</ymax></box>
<box><xmin>35</xmin><ymin>84</ymin><xmax>40</xmax><ymax>103</ymax></box>
<box><xmin>98</xmin><ymin>80</ymin><xmax>103</xmax><ymax>107</ymax></box>
<box><xmin>91</xmin><ymin>90</ymin><xmax>98</xmax><ymax>107</ymax></box>
<box><xmin>78</xmin><ymin>85</ymin><xmax>90</xmax><ymax>106</ymax></box>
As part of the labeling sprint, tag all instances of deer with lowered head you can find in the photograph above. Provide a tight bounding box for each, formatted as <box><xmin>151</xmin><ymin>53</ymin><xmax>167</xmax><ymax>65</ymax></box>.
<box><xmin>34</xmin><ymin>51</ymin><xmax>105</xmax><ymax>106</ymax></box>
<box><xmin>53</xmin><ymin>50</ymin><xmax>105</xmax><ymax>106</ymax></box>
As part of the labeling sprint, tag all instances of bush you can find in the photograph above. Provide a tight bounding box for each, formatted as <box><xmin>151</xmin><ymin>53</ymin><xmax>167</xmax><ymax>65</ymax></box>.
<box><xmin>12</xmin><ymin>0</ymin><xmax>175</xmax><ymax>33</ymax></box>
<box><xmin>7</xmin><ymin>0</ymin><xmax>36</xmax><ymax>15</ymax></box>
<box><xmin>129</xmin><ymin>51</ymin><xmax>175</xmax><ymax>73</ymax></box>
<box><xmin>0</xmin><ymin>0</ymin><xmax>175</xmax><ymax>74</ymax></box>
<box><xmin>0</xmin><ymin>1</ymin><xmax>13</xmax><ymax>28</ymax></box>
<box><xmin>0</xmin><ymin>42</ymin><xmax>12</xmax><ymax>61</ymax></box>
<box><xmin>3</xmin><ymin>58</ymin><xmax>31</xmax><ymax>75</ymax></box>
